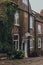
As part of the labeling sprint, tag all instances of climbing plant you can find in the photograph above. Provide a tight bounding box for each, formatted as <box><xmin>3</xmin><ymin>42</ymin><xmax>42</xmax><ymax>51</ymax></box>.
<box><xmin>0</xmin><ymin>1</ymin><xmax>18</xmax><ymax>52</ymax></box>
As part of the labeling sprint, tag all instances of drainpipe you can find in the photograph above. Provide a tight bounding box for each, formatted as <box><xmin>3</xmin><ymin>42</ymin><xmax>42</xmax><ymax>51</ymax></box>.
<box><xmin>27</xmin><ymin>0</ymin><xmax>30</xmax><ymax>57</ymax></box>
<box><xmin>34</xmin><ymin>17</ymin><xmax>36</xmax><ymax>52</ymax></box>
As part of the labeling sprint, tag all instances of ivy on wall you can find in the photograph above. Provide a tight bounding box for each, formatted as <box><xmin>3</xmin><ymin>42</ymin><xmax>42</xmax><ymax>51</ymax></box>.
<box><xmin>0</xmin><ymin>1</ymin><xmax>18</xmax><ymax>52</ymax></box>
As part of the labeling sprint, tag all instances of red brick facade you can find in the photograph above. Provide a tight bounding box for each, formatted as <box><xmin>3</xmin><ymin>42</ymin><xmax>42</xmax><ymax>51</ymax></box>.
<box><xmin>0</xmin><ymin>0</ymin><xmax>43</xmax><ymax>57</ymax></box>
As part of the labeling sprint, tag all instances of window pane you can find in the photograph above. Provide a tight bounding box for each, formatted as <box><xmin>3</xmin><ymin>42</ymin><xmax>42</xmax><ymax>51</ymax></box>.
<box><xmin>38</xmin><ymin>38</ymin><xmax>41</xmax><ymax>48</ymax></box>
<box><xmin>14</xmin><ymin>35</ymin><xmax>18</xmax><ymax>40</ymax></box>
<box><xmin>14</xmin><ymin>41</ymin><xmax>18</xmax><ymax>49</ymax></box>
<box><xmin>14</xmin><ymin>11</ymin><xmax>19</xmax><ymax>24</ymax></box>
<box><xmin>15</xmin><ymin>41</ymin><xmax>18</xmax><ymax>49</ymax></box>
<box><xmin>38</xmin><ymin>25</ymin><xmax>41</xmax><ymax>34</ymax></box>
<box><xmin>30</xmin><ymin>16</ymin><xmax>33</xmax><ymax>28</ymax></box>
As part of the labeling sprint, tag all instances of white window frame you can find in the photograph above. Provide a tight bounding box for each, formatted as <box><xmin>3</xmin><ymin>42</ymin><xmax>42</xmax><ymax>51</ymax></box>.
<box><xmin>13</xmin><ymin>34</ymin><xmax>19</xmax><ymax>50</ymax></box>
<box><xmin>38</xmin><ymin>24</ymin><xmax>41</xmax><ymax>34</ymax></box>
<box><xmin>38</xmin><ymin>38</ymin><xmax>41</xmax><ymax>48</ymax></box>
<box><xmin>14</xmin><ymin>11</ymin><xmax>19</xmax><ymax>26</ymax></box>
<box><xmin>22</xmin><ymin>0</ymin><xmax>28</xmax><ymax>5</ymax></box>
<box><xmin>30</xmin><ymin>16</ymin><xmax>33</xmax><ymax>29</ymax></box>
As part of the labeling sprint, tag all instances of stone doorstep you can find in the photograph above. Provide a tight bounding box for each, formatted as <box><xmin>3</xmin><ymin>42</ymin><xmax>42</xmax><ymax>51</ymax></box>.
<box><xmin>0</xmin><ymin>57</ymin><xmax>7</xmax><ymax>60</ymax></box>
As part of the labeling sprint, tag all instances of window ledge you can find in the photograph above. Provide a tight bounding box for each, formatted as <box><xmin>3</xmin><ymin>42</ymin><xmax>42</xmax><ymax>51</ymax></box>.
<box><xmin>30</xmin><ymin>28</ymin><xmax>33</xmax><ymax>29</ymax></box>
<box><xmin>14</xmin><ymin>24</ymin><xmax>20</xmax><ymax>26</ymax></box>
<box><xmin>30</xmin><ymin>47</ymin><xmax>34</xmax><ymax>49</ymax></box>
<box><xmin>38</xmin><ymin>33</ymin><xmax>41</xmax><ymax>34</ymax></box>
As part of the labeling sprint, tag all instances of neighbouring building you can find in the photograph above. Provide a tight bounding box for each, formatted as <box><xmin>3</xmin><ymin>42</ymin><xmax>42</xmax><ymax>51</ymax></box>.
<box><xmin>40</xmin><ymin>10</ymin><xmax>43</xmax><ymax>54</ymax></box>
<box><xmin>31</xmin><ymin>10</ymin><xmax>43</xmax><ymax>56</ymax></box>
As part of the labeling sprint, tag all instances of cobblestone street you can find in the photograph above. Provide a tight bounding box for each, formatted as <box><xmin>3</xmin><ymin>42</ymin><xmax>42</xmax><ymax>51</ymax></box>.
<box><xmin>0</xmin><ymin>57</ymin><xmax>43</xmax><ymax>65</ymax></box>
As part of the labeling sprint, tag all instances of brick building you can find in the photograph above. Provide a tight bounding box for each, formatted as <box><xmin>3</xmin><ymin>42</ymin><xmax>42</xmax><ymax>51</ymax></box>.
<box><xmin>11</xmin><ymin>0</ymin><xmax>31</xmax><ymax>57</ymax></box>
<box><xmin>31</xmin><ymin>10</ymin><xmax>43</xmax><ymax>56</ymax></box>
<box><xmin>0</xmin><ymin>0</ymin><xmax>43</xmax><ymax>57</ymax></box>
<box><xmin>0</xmin><ymin>0</ymin><xmax>31</xmax><ymax>58</ymax></box>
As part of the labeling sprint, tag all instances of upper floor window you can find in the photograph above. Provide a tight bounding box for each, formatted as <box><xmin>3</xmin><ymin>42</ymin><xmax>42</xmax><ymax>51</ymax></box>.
<box><xmin>38</xmin><ymin>38</ymin><xmax>41</xmax><ymax>48</ymax></box>
<box><xmin>14</xmin><ymin>11</ymin><xmax>19</xmax><ymax>26</ymax></box>
<box><xmin>22</xmin><ymin>0</ymin><xmax>28</xmax><ymax>5</ymax></box>
<box><xmin>30</xmin><ymin>16</ymin><xmax>33</xmax><ymax>28</ymax></box>
<box><xmin>38</xmin><ymin>25</ymin><xmax>41</xmax><ymax>34</ymax></box>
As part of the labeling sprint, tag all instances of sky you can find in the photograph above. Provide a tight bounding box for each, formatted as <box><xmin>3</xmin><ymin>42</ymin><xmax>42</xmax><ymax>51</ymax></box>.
<box><xmin>29</xmin><ymin>0</ymin><xmax>43</xmax><ymax>13</ymax></box>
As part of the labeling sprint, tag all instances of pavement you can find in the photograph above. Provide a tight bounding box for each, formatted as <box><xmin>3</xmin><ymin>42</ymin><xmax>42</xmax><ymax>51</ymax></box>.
<box><xmin>0</xmin><ymin>57</ymin><xmax>43</xmax><ymax>65</ymax></box>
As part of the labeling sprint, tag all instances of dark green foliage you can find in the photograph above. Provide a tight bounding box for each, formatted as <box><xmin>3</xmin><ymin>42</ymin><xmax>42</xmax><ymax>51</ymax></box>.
<box><xmin>0</xmin><ymin>42</ymin><xmax>3</xmax><ymax>52</ymax></box>
<box><xmin>7</xmin><ymin>50</ymin><xmax>24</xmax><ymax>59</ymax></box>
<box><xmin>14</xmin><ymin>50</ymin><xmax>24</xmax><ymax>59</ymax></box>
<box><xmin>0</xmin><ymin>1</ymin><xmax>24</xmax><ymax>59</ymax></box>
<box><xmin>0</xmin><ymin>1</ymin><xmax>18</xmax><ymax>53</ymax></box>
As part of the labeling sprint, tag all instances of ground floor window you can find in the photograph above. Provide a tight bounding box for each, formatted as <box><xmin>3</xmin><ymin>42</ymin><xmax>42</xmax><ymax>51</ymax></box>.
<box><xmin>38</xmin><ymin>38</ymin><xmax>41</xmax><ymax>48</ymax></box>
<box><xmin>13</xmin><ymin>34</ymin><xmax>19</xmax><ymax>50</ymax></box>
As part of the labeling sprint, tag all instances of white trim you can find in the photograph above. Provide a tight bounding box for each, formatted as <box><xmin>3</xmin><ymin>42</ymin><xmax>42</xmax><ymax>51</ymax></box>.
<box><xmin>30</xmin><ymin>47</ymin><xmax>34</xmax><ymax>49</ymax></box>
<box><xmin>13</xmin><ymin>40</ymin><xmax>18</xmax><ymax>41</ymax></box>
<box><xmin>21</xmin><ymin>39</ymin><xmax>28</xmax><ymax>58</ymax></box>
<box><xmin>13</xmin><ymin>34</ymin><xmax>19</xmax><ymax>50</ymax></box>
<box><xmin>25</xmin><ymin>32</ymin><xmax>31</xmax><ymax>37</ymax></box>
<box><xmin>30</xmin><ymin>38</ymin><xmax>34</xmax><ymax>49</ymax></box>
<box><xmin>25</xmin><ymin>42</ymin><xmax>28</xmax><ymax>58</ymax></box>
<box><xmin>30</xmin><ymin>16</ymin><xmax>33</xmax><ymax>29</ymax></box>
<box><xmin>38</xmin><ymin>24</ymin><xmax>41</xmax><ymax>34</ymax></box>
<box><xmin>14</xmin><ymin>11</ymin><xmax>19</xmax><ymax>26</ymax></box>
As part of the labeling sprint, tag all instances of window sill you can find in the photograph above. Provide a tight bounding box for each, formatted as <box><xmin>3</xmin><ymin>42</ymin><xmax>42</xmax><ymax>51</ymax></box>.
<box><xmin>30</xmin><ymin>28</ymin><xmax>34</xmax><ymax>30</ymax></box>
<box><xmin>14</xmin><ymin>24</ymin><xmax>20</xmax><ymax>26</ymax></box>
<box><xmin>30</xmin><ymin>47</ymin><xmax>34</xmax><ymax>49</ymax></box>
<box><xmin>38</xmin><ymin>33</ymin><xmax>41</xmax><ymax>34</ymax></box>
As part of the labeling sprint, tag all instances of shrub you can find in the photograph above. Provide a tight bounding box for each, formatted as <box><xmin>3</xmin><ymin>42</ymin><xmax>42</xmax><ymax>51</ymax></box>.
<box><xmin>7</xmin><ymin>49</ymin><xmax>24</xmax><ymax>59</ymax></box>
<box><xmin>14</xmin><ymin>50</ymin><xmax>24</xmax><ymax>59</ymax></box>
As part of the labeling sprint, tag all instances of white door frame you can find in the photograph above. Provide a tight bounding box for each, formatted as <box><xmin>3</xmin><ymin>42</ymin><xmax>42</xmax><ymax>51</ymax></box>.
<box><xmin>25</xmin><ymin>41</ymin><xmax>28</xmax><ymax>58</ymax></box>
<box><xmin>21</xmin><ymin>39</ymin><xmax>28</xmax><ymax>58</ymax></box>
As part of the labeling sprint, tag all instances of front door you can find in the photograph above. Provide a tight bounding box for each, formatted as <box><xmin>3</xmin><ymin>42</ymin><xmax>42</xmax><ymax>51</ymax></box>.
<box><xmin>21</xmin><ymin>40</ymin><xmax>28</xmax><ymax>58</ymax></box>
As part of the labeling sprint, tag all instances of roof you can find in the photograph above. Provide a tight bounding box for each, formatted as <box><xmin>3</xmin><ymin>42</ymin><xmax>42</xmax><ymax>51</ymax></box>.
<box><xmin>31</xmin><ymin>10</ymin><xmax>43</xmax><ymax>23</ymax></box>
